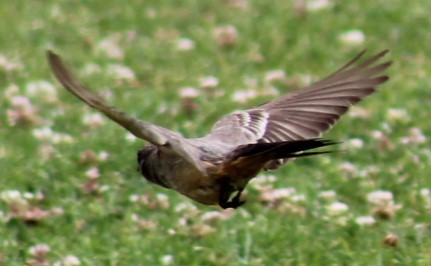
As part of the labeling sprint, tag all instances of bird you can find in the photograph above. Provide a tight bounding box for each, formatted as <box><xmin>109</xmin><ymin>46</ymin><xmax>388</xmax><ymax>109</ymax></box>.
<box><xmin>47</xmin><ymin>49</ymin><xmax>391</xmax><ymax>209</ymax></box>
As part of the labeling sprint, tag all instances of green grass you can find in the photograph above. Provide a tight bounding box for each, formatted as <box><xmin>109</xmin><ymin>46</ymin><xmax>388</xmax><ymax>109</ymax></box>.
<box><xmin>1</xmin><ymin>0</ymin><xmax>431</xmax><ymax>265</ymax></box>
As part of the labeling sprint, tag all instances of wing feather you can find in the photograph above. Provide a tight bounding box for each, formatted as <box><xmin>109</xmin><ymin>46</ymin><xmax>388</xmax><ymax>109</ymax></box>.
<box><xmin>47</xmin><ymin>50</ymin><xmax>207</xmax><ymax>173</ymax></box>
<box><xmin>205</xmin><ymin>50</ymin><xmax>391</xmax><ymax>168</ymax></box>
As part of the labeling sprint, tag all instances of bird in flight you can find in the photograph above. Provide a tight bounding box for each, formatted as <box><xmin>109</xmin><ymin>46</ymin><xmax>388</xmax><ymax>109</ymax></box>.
<box><xmin>47</xmin><ymin>50</ymin><xmax>391</xmax><ymax>209</ymax></box>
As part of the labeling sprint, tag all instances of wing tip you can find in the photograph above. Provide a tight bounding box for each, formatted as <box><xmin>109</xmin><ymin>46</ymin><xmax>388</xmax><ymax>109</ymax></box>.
<box><xmin>362</xmin><ymin>48</ymin><xmax>389</xmax><ymax>57</ymax></box>
<box><xmin>378</xmin><ymin>49</ymin><xmax>390</xmax><ymax>56</ymax></box>
<box><xmin>352</xmin><ymin>48</ymin><xmax>390</xmax><ymax>64</ymax></box>
<box><xmin>46</xmin><ymin>50</ymin><xmax>66</xmax><ymax>76</ymax></box>
<box><xmin>46</xmin><ymin>50</ymin><xmax>59</xmax><ymax>64</ymax></box>
<box><xmin>312</xmin><ymin>138</ymin><xmax>341</xmax><ymax>147</ymax></box>
<box><xmin>373</xmin><ymin>49</ymin><xmax>390</xmax><ymax>60</ymax></box>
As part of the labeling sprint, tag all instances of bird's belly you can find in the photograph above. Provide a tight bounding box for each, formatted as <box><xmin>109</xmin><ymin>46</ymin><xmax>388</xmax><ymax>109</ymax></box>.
<box><xmin>173</xmin><ymin>171</ymin><xmax>221</xmax><ymax>206</ymax></box>
<box><xmin>162</xmin><ymin>157</ymin><xmax>252</xmax><ymax>206</ymax></box>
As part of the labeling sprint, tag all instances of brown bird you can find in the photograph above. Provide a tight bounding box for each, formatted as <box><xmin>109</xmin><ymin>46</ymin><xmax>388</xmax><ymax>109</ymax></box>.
<box><xmin>47</xmin><ymin>50</ymin><xmax>391</xmax><ymax>209</ymax></box>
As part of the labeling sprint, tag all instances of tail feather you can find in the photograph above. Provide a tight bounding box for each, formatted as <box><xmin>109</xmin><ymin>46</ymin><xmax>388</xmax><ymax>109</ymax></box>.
<box><xmin>228</xmin><ymin>138</ymin><xmax>338</xmax><ymax>161</ymax></box>
<box><xmin>219</xmin><ymin>139</ymin><xmax>339</xmax><ymax>178</ymax></box>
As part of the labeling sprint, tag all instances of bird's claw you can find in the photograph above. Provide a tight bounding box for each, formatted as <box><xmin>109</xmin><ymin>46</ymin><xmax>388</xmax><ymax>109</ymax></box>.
<box><xmin>219</xmin><ymin>179</ymin><xmax>245</xmax><ymax>209</ymax></box>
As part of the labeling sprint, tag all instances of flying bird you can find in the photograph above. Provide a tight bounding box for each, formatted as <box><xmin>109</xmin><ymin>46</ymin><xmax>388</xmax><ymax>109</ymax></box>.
<box><xmin>47</xmin><ymin>50</ymin><xmax>391</xmax><ymax>209</ymax></box>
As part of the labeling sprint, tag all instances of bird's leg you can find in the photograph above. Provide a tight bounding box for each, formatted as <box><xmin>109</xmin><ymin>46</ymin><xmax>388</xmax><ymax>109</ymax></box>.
<box><xmin>219</xmin><ymin>186</ymin><xmax>231</xmax><ymax>209</ymax></box>
<box><xmin>231</xmin><ymin>187</ymin><xmax>245</xmax><ymax>207</ymax></box>
<box><xmin>218</xmin><ymin>178</ymin><xmax>245</xmax><ymax>209</ymax></box>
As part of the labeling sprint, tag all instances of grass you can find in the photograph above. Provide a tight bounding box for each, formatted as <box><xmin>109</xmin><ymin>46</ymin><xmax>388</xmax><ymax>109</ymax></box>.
<box><xmin>1</xmin><ymin>0</ymin><xmax>431</xmax><ymax>265</ymax></box>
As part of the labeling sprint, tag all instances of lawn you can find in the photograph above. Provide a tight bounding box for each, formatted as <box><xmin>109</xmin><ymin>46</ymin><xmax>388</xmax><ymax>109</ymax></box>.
<box><xmin>1</xmin><ymin>0</ymin><xmax>430</xmax><ymax>265</ymax></box>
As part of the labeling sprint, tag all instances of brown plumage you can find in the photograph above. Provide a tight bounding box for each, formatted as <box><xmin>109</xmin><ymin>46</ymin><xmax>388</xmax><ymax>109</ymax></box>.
<box><xmin>47</xmin><ymin>50</ymin><xmax>391</xmax><ymax>209</ymax></box>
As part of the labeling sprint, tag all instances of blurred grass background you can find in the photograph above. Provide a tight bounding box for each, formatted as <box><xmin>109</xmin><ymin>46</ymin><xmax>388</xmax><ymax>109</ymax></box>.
<box><xmin>1</xmin><ymin>0</ymin><xmax>430</xmax><ymax>265</ymax></box>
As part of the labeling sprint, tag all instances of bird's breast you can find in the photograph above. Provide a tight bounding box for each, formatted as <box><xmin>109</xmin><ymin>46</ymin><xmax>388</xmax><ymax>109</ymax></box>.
<box><xmin>170</xmin><ymin>161</ymin><xmax>223</xmax><ymax>205</ymax></box>
<box><xmin>150</xmin><ymin>146</ymin><xmax>253</xmax><ymax>206</ymax></box>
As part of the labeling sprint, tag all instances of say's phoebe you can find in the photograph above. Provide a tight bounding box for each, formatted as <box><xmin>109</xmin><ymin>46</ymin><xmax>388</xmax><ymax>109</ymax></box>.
<box><xmin>47</xmin><ymin>50</ymin><xmax>390</xmax><ymax>209</ymax></box>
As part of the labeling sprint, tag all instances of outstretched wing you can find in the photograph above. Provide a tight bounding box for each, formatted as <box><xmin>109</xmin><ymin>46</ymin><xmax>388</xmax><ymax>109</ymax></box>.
<box><xmin>47</xmin><ymin>51</ymin><xmax>206</xmax><ymax>173</ymax></box>
<box><xmin>206</xmin><ymin>50</ymin><xmax>391</xmax><ymax>168</ymax></box>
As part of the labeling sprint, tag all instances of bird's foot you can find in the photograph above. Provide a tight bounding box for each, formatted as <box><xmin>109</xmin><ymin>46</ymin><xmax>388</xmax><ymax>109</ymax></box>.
<box><xmin>219</xmin><ymin>196</ymin><xmax>245</xmax><ymax>209</ymax></box>
<box><xmin>219</xmin><ymin>179</ymin><xmax>245</xmax><ymax>209</ymax></box>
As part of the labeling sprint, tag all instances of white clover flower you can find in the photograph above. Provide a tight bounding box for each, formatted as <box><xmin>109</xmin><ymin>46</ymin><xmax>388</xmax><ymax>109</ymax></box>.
<box><xmin>178</xmin><ymin>217</ymin><xmax>188</xmax><ymax>226</ymax></box>
<box><xmin>50</xmin><ymin>4</ymin><xmax>62</xmax><ymax>19</ymax></box>
<box><xmin>298</xmin><ymin>74</ymin><xmax>313</xmax><ymax>86</ymax></box>
<box><xmin>401</xmin><ymin>127</ymin><xmax>426</xmax><ymax>144</ymax></box>
<box><xmin>174</xmin><ymin>202</ymin><xmax>197</xmax><ymax>213</ymax></box>
<box><xmin>232</xmin><ymin>89</ymin><xmax>258</xmax><ymax>103</ymax></box>
<box><xmin>28</xmin><ymin>243</ymin><xmax>51</xmax><ymax>256</ymax></box>
<box><xmin>230</xmin><ymin>0</ymin><xmax>249</xmax><ymax>9</ymax></box>
<box><xmin>201</xmin><ymin>211</ymin><xmax>224</xmax><ymax>222</ymax></box>
<box><xmin>348</xmin><ymin>106</ymin><xmax>371</xmax><ymax>118</ymax></box>
<box><xmin>265</xmin><ymin>70</ymin><xmax>287</xmax><ymax>84</ymax></box>
<box><xmin>130</xmin><ymin>213</ymin><xmax>139</xmax><ymax>221</ymax></box>
<box><xmin>318</xmin><ymin>190</ymin><xmax>337</xmax><ymax>201</ymax></box>
<box><xmin>82</xmin><ymin>113</ymin><xmax>105</xmax><ymax>127</ymax></box>
<box><xmin>23</xmin><ymin>192</ymin><xmax>35</xmax><ymax>200</ymax></box>
<box><xmin>53</xmin><ymin>133</ymin><xmax>74</xmax><ymax>144</ymax></box>
<box><xmin>0</xmin><ymin>54</ymin><xmax>23</xmax><ymax>71</ymax></box>
<box><xmin>106</xmin><ymin>64</ymin><xmax>135</xmax><ymax>81</ymax></box>
<box><xmin>250</xmin><ymin>174</ymin><xmax>277</xmax><ymax>190</ymax></box>
<box><xmin>260</xmin><ymin>175</ymin><xmax>277</xmax><ymax>182</ymax></box>
<box><xmin>146</xmin><ymin>8</ymin><xmax>157</xmax><ymax>18</ymax></box>
<box><xmin>10</xmin><ymin>96</ymin><xmax>31</xmax><ymax>107</ymax></box>
<box><xmin>262</xmin><ymin>86</ymin><xmax>279</xmax><ymax>96</ymax></box>
<box><xmin>85</xmin><ymin>167</ymin><xmax>100</xmax><ymax>179</ymax></box>
<box><xmin>98</xmin><ymin>151</ymin><xmax>109</xmax><ymax>161</ymax></box>
<box><xmin>339</xmin><ymin>162</ymin><xmax>358</xmax><ymax>173</ymax></box>
<box><xmin>0</xmin><ymin>190</ymin><xmax>23</xmax><ymax>203</ymax></box>
<box><xmin>345</xmin><ymin>138</ymin><xmax>364</xmax><ymax>149</ymax></box>
<box><xmin>33</xmin><ymin>127</ymin><xmax>74</xmax><ymax>144</ymax></box>
<box><xmin>81</xmin><ymin>63</ymin><xmax>102</xmax><ymax>75</ymax></box>
<box><xmin>51</xmin><ymin>207</ymin><xmax>64</xmax><ymax>215</ymax></box>
<box><xmin>420</xmin><ymin>188</ymin><xmax>430</xmax><ymax>198</ymax></box>
<box><xmin>7</xmin><ymin>95</ymin><xmax>39</xmax><ymax>126</ymax></box>
<box><xmin>259</xmin><ymin>187</ymin><xmax>296</xmax><ymax>201</ymax></box>
<box><xmin>179</xmin><ymin>87</ymin><xmax>200</xmax><ymax>98</ymax></box>
<box><xmin>367</xmin><ymin>190</ymin><xmax>393</xmax><ymax>206</ymax></box>
<box><xmin>199</xmin><ymin>76</ymin><xmax>219</xmax><ymax>89</ymax></box>
<box><xmin>176</xmin><ymin>38</ymin><xmax>195</xmax><ymax>51</ymax></box>
<box><xmin>39</xmin><ymin>143</ymin><xmax>57</xmax><ymax>161</ymax></box>
<box><xmin>4</xmin><ymin>84</ymin><xmax>20</xmax><ymax>99</ymax></box>
<box><xmin>125</xmin><ymin>133</ymin><xmax>137</xmax><ymax>142</ymax></box>
<box><xmin>96</xmin><ymin>37</ymin><xmax>124</xmax><ymax>59</ymax></box>
<box><xmin>156</xmin><ymin>193</ymin><xmax>168</xmax><ymax>201</ymax></box>
<box><xmin>161</xmin><ymin>254</ymin><xmax>174</xmax><ymax>265</ymax></box>
<box><xmin>386</xmin><ymin>108</ymin><xmax>409</xmax><ymax>122</ymax></box>
<box><xmin>371</xmin><ymin>130</ymin><xmax>384</xmax><ymax>139</ymax></box>
<box><xmin>326</xmin><ymin>201</ymin><xmax>349</xmax><ymax>216</ymax></box>
<box><xmin>34</xmin><ymin>192</ymin><xmax>44</xmax><ymax>201</ymax></box>
<box><xmin>26</xmin><ymin>80</ymin><xmax>57</xmax><ymax>101</ymax></box>
<box><xmin>291</xmin><ymin>194</ymin><xmax>306</xmax><ymax>202</ymax></box>
<box><xmin>54</xmin><ymin>255</ymin><xmax>81</xmax><ymax>266</ymax></box>
<box><xmin>355</xmin><ymin>216</ymin><xmax>376</xmax><ymax>226</ymax></box>
<box><xmin>306</xmin><ymin>0</ymin><xmax>332</xmax><ymax>11</ymax></box>
<box><xmin>129</xmin><ymin>194</ymin><xmax>140</xmax><ymax>202</ymax></box>
<box><xmin>201</xmin><ymin>209</ymin><xmax>234</xmax><ymax>222</ymax></box>
<box><xmin>156</xmin><ymin>193</ymin><xmax>170</xmax><ymax>208</ymax></box>
<box><xmin>339</xmin><ymin>29</ymin><xmax>365</xmax><ymax>46</ymax></box>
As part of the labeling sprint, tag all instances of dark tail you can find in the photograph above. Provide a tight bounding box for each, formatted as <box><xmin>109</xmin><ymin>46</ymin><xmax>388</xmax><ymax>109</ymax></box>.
<box><xmin>227</xmin><ymin>139</ymin><xmax>339</xmax><ymax>162</ymax></box>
